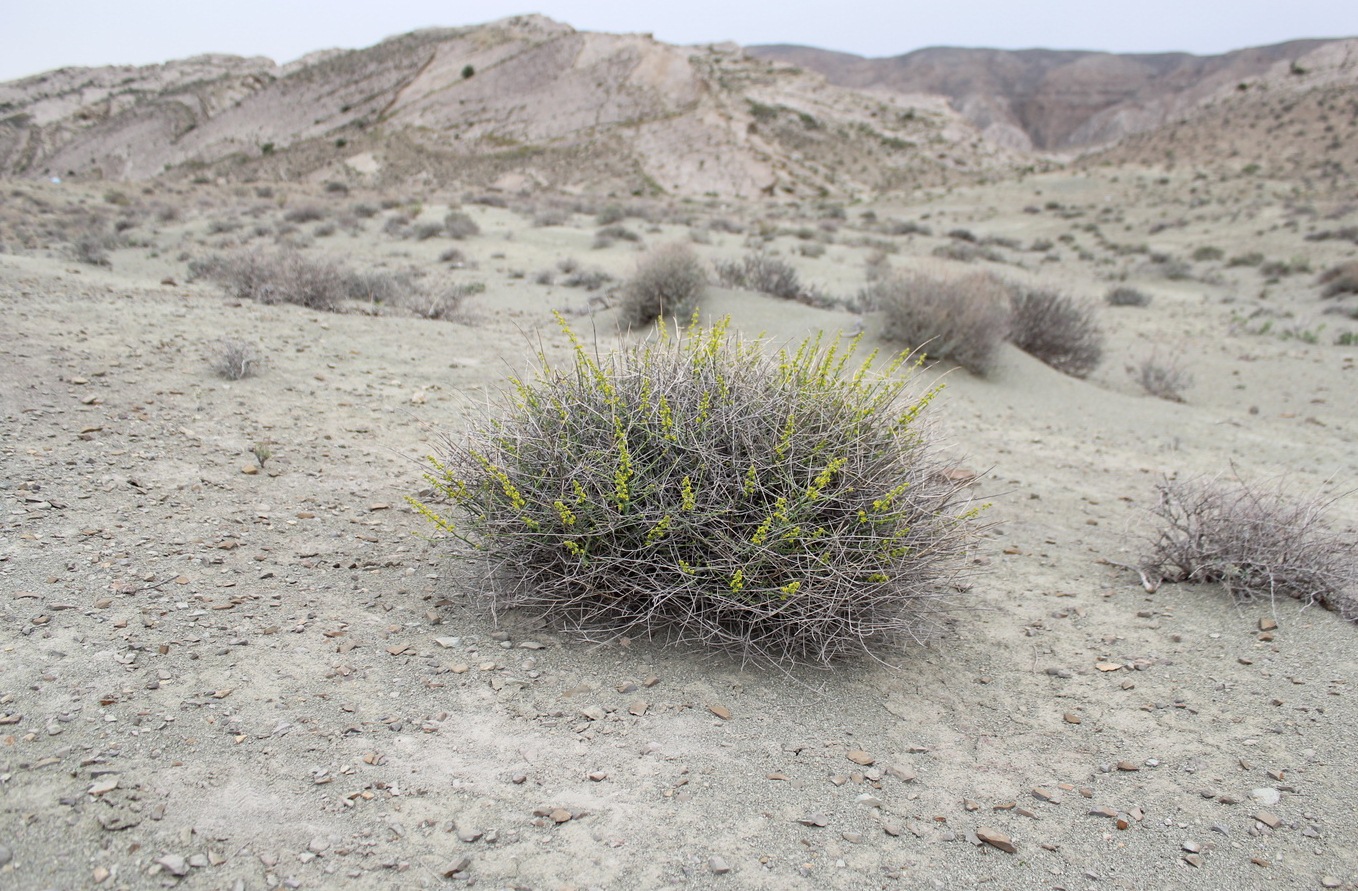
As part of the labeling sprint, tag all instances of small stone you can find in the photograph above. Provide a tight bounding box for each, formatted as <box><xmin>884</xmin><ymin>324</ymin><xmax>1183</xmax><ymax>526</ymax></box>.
<box><xmin>1115</xmin><ymin>814</ymin><xmax>1132</xmax><ymax>830</ymax></box>
<box><xmin>550</xmin><ymin>809</ymin><xmax>572</xmax><ymax>824</ymax></box>
<box><xmin>846</xmin><ymin>750</ymin><xmax>875</xmax><ymax>766</ymax></box>
<box><xmin>628</xmin><ymin>701</ymin><xmax>648</xmax><ymax>716</ymax></box>
<box><xmin>1259</xmin><ymin>617</ymin><xmax>1278</xmax><ymax>631</ymax></box>
<box><xmin>842</xmin><ymin>831</ymin><xmax>864</xmax><ymax>844</ymax></box>
<box><xmin>1063</xmin><ymin>712</ymin><xmax>1083</xmax><ymax>724</ymax></box>
<box><xmin>93</xmin><ymin>865</ymin><xmax>111</xmax><ymax>883</ymax></box>
<box><xmin>434</xmin><ymin>637</ymin><xmax>460</xmax><ymax>649</ymax></box>
<box><xmin>308</xmin><ymin>837</ymin><xmax>329</xmax><ymax>854</ymax></box>
<box><xmin>708</xmin><ymin>705</ymin><xmax>732</xmax><ymax>721</ymax></box>
<box><xmin>241</xmin><ymin>465</ymin><xmax>258</xmax><ymax>475</ymax></box>
<box><xmin>1321</xmin><ymin>876</ymin><xmax>1342</xmax><ymax>888</ymax></box>
<box><xmin>975</xmin><ymin>827</ymin><xmax>1016</xmax><ymax>853</ymax></box>
<box><xmin>1033</xmin><ymin>787</ymin><xmax>1059</xmax><ymax>803</ymax></box>
<box><xmin>1254</xmin><ymin>811</ymin><xmax>1281</xmax><ymax>829</ymax></box>
<box><xmin>156</xmin><ymin>854</ymin><xmax>189</xmax><ymax>877</ymax></box>
<box><xmin>1096</xmin><ymin>662</ymin><xmax>1122</xmax><ymax>672</ymax></box>
<box><xmin>1250</xmin><ymin>788</ymin><xmax>1281</xmax><ymax>806</ymax></box>
<box><xmin>1116</xmin><ymin>760</ymin><xmax>1140</xmax><ymax>771</ymax></box>
<box><xmin>1183</xmin><ymin>853</ymin><xmax>1203</xmax><ymax>868</ymax></box>
<box><xmin>1251</xmin><ymin>857</ymin><xmax>1270</xmax><ymax>867</ymax></box>
<box><xmin>187</xmin><ymin>854</ymin><xmax>208</xmax><ymax>868</ymax></box>
<box><xmin>882</xmin><ymin>822</ymin><xmax>902</xmax><ymax>837</ymax></box>
<box><xmin>963</xmin><ymin>799</ymin><xmax>980</xmax><ymax>811</ymax></box>
<box><xmin>797</xmin><ymin>813</ymin><xmax>829</xmax><ymax>827</ymax></box>
<box><xmin>511</xmin><ymin>773</ymin><xmax>527</xmax><ymax>784</ymax></box>
<box><xmin>1182</xmin><ymin>840</ymin><xmax>1201</xmax><ymax>853</ymax></box>
<box><xmin>588</xmin><ymin>771</ymin><xmax>608</xmax><ymax>782</ymax></box>
<box><xmin>884</xmin><ymin>765</ymin><xmax>916</xmax><ymax>782</ymax></box>
<box><xmin>456</xmin><ymin>827</ymin><xmax>483</xmax><ymax>843</ymax></box>
<box><xmin>709</xmin><ymin>856</ymin><xmax>731</xmax><ymax>875</ymax></box>
<box><xmin>580</xmin><ymin>705</ymin><xmax>606</xmax><ymax>722</ymax></box>
<box><xmin>1089</xmin><ymin>806</ymin><xmax>1119</xmax><ymax>818</ymax></box>
<box><xmin>440</xmin><ymin>857</ymin><xmax>470</xmax><ymax>878</ymax></box>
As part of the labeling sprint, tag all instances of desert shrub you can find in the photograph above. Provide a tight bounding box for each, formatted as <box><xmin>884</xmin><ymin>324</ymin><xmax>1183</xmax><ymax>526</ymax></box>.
<box><xmin>382</xmin><ymin>214</ymin><xmax>411</xmax><ymax>237</ymax></box>
<box><xmin>596</xmin><ymin>204</ymin><xmax>628</xmax><ymax>225</ymax></box>
<box><xmin>324</xmin><ymin>181</ymin><xmax>350</xmax><ymax>195</ymax></box>
<box><xmin>72</xmin><ymin>236</ymin><xmax>111</xmax><ymax>267</ymax></box>
<box><xmin>200</xmin><ymin>249</ymin><xmax>347</xmax><ymax>311</ymax></box>
<box><xmin>401</xmin><ymin>282</ymin><xmax>484</xmax><ymax>321</ymax></box>
<box><xmin>284</xmin><ymin>205</ymin><xmax>326</xmax><ymax>224</ymax></box>
<box><xmin>1318</xmin><ymin>261</ymin><xmax>1358</xmax><ymax>298</ymax></box>
<box><xmin>883</xmin><ymin>219</ymin><xmax>931</xmax><ymax>237</ymax></box>
<box><xmin>1192</xmin><ymin>245</ymin><xmax>1225</xmax><ymax>261</ymax></box>
<box><xmin>1227</xmin><ymin>251</ymin><xmax>1265</xmax><ymax>268</ymax></box>
<box><xmin>561</xmin><ymin>268</ymin><xmax>613</xmax><ymax>290</ymax></box>
<box><xmin>1007</xmin><ymin>287</ymin><xmax>1104</xmax><ymax>378</ymax></box>
<box><xmin>352</xmin><ymin>203</ymin><xmax>379</xmax><ymax>219</ymax></box>
<box><xmin>932</xmin><ymin>242</ymin><xmax>1005</xmax><ymax>263</ymax></box>
<box><xmin>444</xmin><ymin>211</ymin><xmax>481</xmax><ymax>240</ymax></box>
<box><xmin>715</xmin><ymin>252</ymin><xmax>807</xmax><ymax>302</ymax></box>
<box><xmin>1140</xmin><ymin>475</ymin><xmax>1357</xmax><ymax>620</ymax></box>
<box><xmin>1106</xmin><ymin>286</ymin><xmax>1152</xmax><ymax>307</ymax></box>
<box><xmin>412</xmin><ymin>318</ymin><xmax>981</xmax><ymax>666</ymax></box>
<box><xmin>313</xmin><ymin>222</ymin><xmax>337</xmax><ymax>238</ymax></box>
<box><xmin>618</xmin><ymin>244</ymin><xmax>707</xmax><ymax>327</ymax></box>
<box><xmin>866</xmin><ymin>270</ymin><xmax>1011</xmax><ymax>376</ymax></box>
<box><xmin>413</xmin><ymin>222</ymin><xmax>444</xmax><ymax>241</ymax></box>
<box><xmin>1129</xmin><ymin>351</ymin><xmax>1193</xmax><ymax>402</ymax></box>
<box><xmin>439</xmin><ymin>247</ymin><xmax>467</xmax><ymax>265</ymax></box>
<box><xmin>533</xmin><ymin>208</ymin><xmax>570</xmax><ymax>227</ymax></box>
<box><xmin>1260</xmin><ymin>257</ymin><xmax>1311</xmax><ymax>278</ymax></box>
<box><xmin>212</xmin><ymin>338</ymin><xmax>261</xmax><ymax>380</ymax></box>
<box><xmin>594</xmin><ymin>224</ymin><xmax>642</xmax><ymax>249</ymax></box>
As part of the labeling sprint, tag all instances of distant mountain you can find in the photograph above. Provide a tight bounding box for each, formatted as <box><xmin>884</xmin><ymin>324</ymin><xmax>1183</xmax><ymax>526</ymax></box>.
<box><xmin>748</xmin><ymin>39</ymin><xmax>1352</xmax><ymax>152</ymax></box>
<box><xmin>0</xmin><ymin>16</ymin><xmax>1012</xmax><ymax>198</ymax></box>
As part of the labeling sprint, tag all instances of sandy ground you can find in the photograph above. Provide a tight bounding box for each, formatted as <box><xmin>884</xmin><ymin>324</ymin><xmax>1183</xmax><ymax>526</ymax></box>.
<box><xmin>2</xmin><ymin>171</ymin><xmax>1358</xmax><ymax>891</ymax></box>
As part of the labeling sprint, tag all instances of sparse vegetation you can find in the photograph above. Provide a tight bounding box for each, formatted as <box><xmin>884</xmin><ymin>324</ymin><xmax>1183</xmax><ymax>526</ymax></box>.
<box><xmin>1007</xmin><ymin>287</ymin><xmax>1104</xmax><ymax>378</ymax></box>
<box><xmin>618</xmin><ymin>244</ymin><xmax>707</xmax><ymax>327</ymax></box>
<box><xmin>1140</xmin><ymin>475</ymin><xmax>1357</xmax><ymax>620</ymax></box>
<box><xmin>212</xmin><ymin>338</ymin><xmax>261</xmax><ymax>380</ymax></box>
<box><xmin>1130</xmin><ymin>351</ymin><xmax>1193</xmax><ymax>402</ymax></box>
<box><xmin>413</xmin><ymin>317</ymin><xmax>981</xmax><ymax>666</ymax></box>
<box><xmin>1105</xmin><ymin>286</ymin><xmax>1152</xmax><ymax>307</ymax></box>
<box><xmin>444</xmin><ymin>211</ymin><xmax>481</xmax><ymax>240</ymax></box>
<box><xmin>715</xmin><ymin>252</ymin><xmax>824</xmax><ymax>305</ymax></box>
<box><xmin>867</xmin><ymin>270</ymin><xmax>1011</xmax><ymax>376</ymax></box>
<box><xmin>1319</xmin><ymin>261</ymin><xmax>1358</xmax><ymax>297</ymax></box>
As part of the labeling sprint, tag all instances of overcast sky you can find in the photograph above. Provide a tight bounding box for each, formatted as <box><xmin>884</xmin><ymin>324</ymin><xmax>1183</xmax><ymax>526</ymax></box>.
<box><xmin>3</xmin><ymin>0</ymin><xmax>1356</xmax><ymax>83</ymax></box>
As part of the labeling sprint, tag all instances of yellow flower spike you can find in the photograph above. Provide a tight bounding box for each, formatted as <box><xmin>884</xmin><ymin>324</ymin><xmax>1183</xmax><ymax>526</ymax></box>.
<box><xmin>729</xmin><ymin>568</ymin><xmax>745</xmax><ymax>593</ymax></box>
<box><xmin>779</xmin><ymin>580</ymin><xmax>801</xmax><ymax>598</ymax></box>
<box><xmin>743</xmin><ymin>463</ymin><xmax>759</xmax><ymax>497</ymax></box>
<box><xmin>646</xmin><ymin>515</ymin><xmax>672</xmax><ymax>544</ymax></box>
<box><xmin>553</xmin><ymin>500</ymin><xmax>577</xmax><ymax>527</ymax></box>
<box><xmin>680</xmin><ymin>476</ymin><xmax>697</xmax><ymax>511</ymax></box>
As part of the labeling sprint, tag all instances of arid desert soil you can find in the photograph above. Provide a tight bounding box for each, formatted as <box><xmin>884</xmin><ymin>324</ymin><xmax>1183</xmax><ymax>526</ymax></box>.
<box><xmin>2</xmin><ymin>171</ymin><xmax>1357</xmax><ymax>891</ymax></box>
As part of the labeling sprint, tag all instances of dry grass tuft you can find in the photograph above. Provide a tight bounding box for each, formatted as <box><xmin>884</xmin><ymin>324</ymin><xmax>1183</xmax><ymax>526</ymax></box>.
<box><xmin>1129</xmin><ymin>351</ymin><xmax>1193</xmax><ymax>402</ymax></box>
<box><xmin>1319</xmin><ymin>261</ymin><xmax>1358</xmax><ymax>298</ymax></box>
<box><xmin>211</xmin><ymin>338</ymin><xmax>262</xmax><ymax>380</ymax></box>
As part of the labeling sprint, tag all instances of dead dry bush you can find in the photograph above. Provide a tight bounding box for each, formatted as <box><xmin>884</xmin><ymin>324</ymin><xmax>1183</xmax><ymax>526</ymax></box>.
<box><xmin>1140</xmin><ymin>475</ymin><xmax>1357</xmax><ymax>620</ymax></box>
<box><xmin>1129</xmin><ymin>351</ymin><xmax>1193</xmax><ymax>402</ymax></box>
<box><xmin>1007</xmin><ymin>287</ymin><xmax>1104</xmax><ymax>378</ymax></box>
<box><xmin>619</xmin><ymin>244</ymin><xmax>707</xmax><ymax>327</ymax></box>
<box><xmin>866</xmin><ymin>270</ymin><xmax>1011</xmax><ymax>376</ymax></box>
<box><xmin>211</xmin><ymin>338</ymin><xmax>262</xmax><ymax>380</ymax></box>
<box><xmin>1319</xmin><ymin>261</ymin><xmax>1358</xmax><ymax>298</ymax></box>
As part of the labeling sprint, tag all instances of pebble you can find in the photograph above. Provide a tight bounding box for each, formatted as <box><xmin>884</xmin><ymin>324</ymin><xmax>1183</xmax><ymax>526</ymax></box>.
<box><xmin>1254</xmin><ymin>811</ymin><xmax>1282</xmax><ymax>829</ymax></box>
<box><xmin>975</xmin><ymin>827</ymin><xmax>1016</xmax><ymax>853</ymax></box>
<box><xmin>92</xmin><ymin>865</ymin><xmax>110</xmax><ymax>883</ymax></box>
<box><xmin>156</xmin><ymin>854</ymin><xmax>189</xmax><ymax>877</ymax></box>
<box><xmin>846</xmin><ymin>750</ymin><xmax>875</xmax><ymax>766</ymax></box>
<box><xmin>440</xmin><ymin>857</ymin><xmax>470</xmax><ymax>878</ymax></box>
<box><xmin>708</xmin><ymin>705</ymin><xmax>732</xmax><ymax>720</ymax></box>
<box><xmin>797</xmin><ymin>813</ymin><xmax>829</xmax><ymax>827</ymax></box>
<box><xmin>1251</xmin><ymin>788</ymin><xmax>1281</xmax><ymax>806</ymax></box>
<box><xmin>1321</xmin><ymin>877</ymin><xmax>1342</xmax><ymax>888</ymax></box>
<box><xmin>1063</xmin><ymin>712</ymin><xmax>1082</xmax><ymax>724</ymax></box>
<box><xmin>709</xmin><ymin>856</ymin><xmax>731</xmax><ymax>875</ymax></box>
<box><xmin>1183</xmin><ymin>853</ymin><xmax>1203</xmax><ymax>868</ymax></box>
<box><xmin>0</xmin><ymin>845</ymin><xmax>13</xmax><ymax>866</ymax></box>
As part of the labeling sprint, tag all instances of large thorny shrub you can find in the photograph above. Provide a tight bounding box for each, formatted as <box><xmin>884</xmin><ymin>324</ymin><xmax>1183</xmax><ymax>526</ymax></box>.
<box><xmin>414</xmin><ymin>318</ymin><xmax>982</xmax><ymax>666</ymax></box>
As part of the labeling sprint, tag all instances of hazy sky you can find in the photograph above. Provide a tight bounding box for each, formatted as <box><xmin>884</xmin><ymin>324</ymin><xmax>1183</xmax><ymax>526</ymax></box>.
<box><xmin>4</xmin><ymin>0</ymin><xmax>1356</xmax><ymax>82</ymax></box>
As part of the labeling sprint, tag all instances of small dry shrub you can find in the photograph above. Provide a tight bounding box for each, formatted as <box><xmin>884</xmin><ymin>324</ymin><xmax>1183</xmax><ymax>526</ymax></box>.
<box><xmin>1141</xmin><ymin>475</ymin><xmax>1357</xmax><ymax>620</ymax></box>
<box><xmin>401</xmin><ymin>282</ymin><xmax>484</xmax><ymax>321</ymax></box>
<box><xmin>413</xmin><ymin>318</ymin><xmax>981</xmax><ymax>666</ymax></box>
<box><xmin>716</xmin><ymin>252</ymin><xmax>804</xmax><ymax>301</ymax></box>
<box><xmin>284</xmin><ymin>205</ymin><xmax>326</xmax><ymax>223</ymax></box>
<box><xmin>199</xmin><ymin>249</ymin><xmax>347</xmax><ymax>311</ymax></box>
<box><xmin>1319</xmin><ymin>261</ymin><xmax>1358</xmax><ymax>298</ymax></box>
<box><xmin>212</xmin><ymin>338</ymin><xmax>261</xmax><ymax>380</ymax></box>
<box><xmin>1106</xmin><ymin>286</ymin><xmax>1152</xmax><ymax>307</ymax></box>
<box><xmin>72</xmin><ymin>236</ymin><xmax>112</xmax><ymax>267</ymax></box>
<box><xmin>619</xmin><ymin>243</ymin><xmax>707</xmax><ymax>327</ymax></box>
<box><xmin>1007</xmin><ymin>287</ymin><xmax>1104</xmax><ymax>378</ymax></box>
<box><xmin>867</xmin><ymin>270</ymin><xmax>1011</xmax><ymax>376</ymax></box>
<box><xmin>444</xmin><ymin>211</ymin><xmax>481</xmax><ymax>240</ymax></box>
<box><xmin>1129</xmin><ymin>352</ymin><xmax>1193</xmax><ymax>402</ymax></box>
